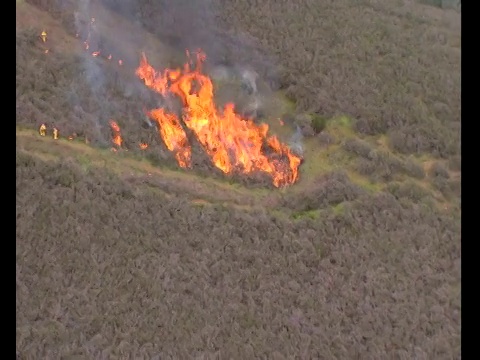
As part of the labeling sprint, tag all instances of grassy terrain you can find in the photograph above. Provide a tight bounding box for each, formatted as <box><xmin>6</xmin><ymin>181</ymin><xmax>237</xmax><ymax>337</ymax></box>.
<box><xmin>17</xmin><ymin>0</ymin><xmax>460</xmax><ymax>358</ymax></box>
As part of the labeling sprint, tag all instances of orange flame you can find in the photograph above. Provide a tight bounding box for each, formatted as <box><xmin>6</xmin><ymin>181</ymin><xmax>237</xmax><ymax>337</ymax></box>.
<box><xmin>136</xmin><ymin>50</ymin><xmax>302</xmax><ymax>187</ymax></box>
<box><xmin>139</xmin><ymin>142</ymin><xmax>148</xmax><ymax>150</ymax></box>
<box><xmin>148</xmin><ymin>109</ymin><xmax>192</xmax><ymax>168</ymax></box>
<box><xmin>109</xmin><ymin>120</ymin><xmax>122</xmax><ymax>148</ymax></box>
<box><xmin>76</xmin><ymin>17</ymin><xmax>125</xmax><ymax>68</ymax></box>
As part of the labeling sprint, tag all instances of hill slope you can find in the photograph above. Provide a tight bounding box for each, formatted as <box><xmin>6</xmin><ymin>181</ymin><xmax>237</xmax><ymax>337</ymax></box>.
<box><xmin>16</xmin><ymin>0</ymin><xmax>460</xmax><ymax>358</ymax></box>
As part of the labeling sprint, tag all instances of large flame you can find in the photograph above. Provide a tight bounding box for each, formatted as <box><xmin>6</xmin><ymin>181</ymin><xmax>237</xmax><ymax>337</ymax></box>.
<box><xmin>148</xmin><ymin>108</ymin><xmax>192</xmax><ymax>168</ymax></box>
<box><xmin>136</xmin><ymin>50</ymin><xmax>302</xmax><ymax>187</ymax></box>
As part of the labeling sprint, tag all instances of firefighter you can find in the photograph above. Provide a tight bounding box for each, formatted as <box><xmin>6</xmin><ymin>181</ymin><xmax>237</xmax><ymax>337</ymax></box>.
<box><xmin>41</xmin><ymin>30</ymin><xmax>47</xmax><ymax>43</ymax></box>
<box><xmin>39</xmin><ymin>123</ymin><xmax>46</xmax><ymax>136</ymax></box>
<box><xmin>53</xmin><ymin>127</ymin><xmax>59</xmax><ymax>140</ymax></box>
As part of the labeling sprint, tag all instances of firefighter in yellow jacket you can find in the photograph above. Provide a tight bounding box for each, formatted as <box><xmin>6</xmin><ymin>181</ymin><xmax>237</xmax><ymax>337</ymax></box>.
<box><xmin>39</xmin><ymin>123</ymin><xmax>46</xmax><ymax>136</ymax></box>
<box><xmin>53</xmin><ymin>127</ymin><xmax>59</xmax><ymax>140</ymax></box>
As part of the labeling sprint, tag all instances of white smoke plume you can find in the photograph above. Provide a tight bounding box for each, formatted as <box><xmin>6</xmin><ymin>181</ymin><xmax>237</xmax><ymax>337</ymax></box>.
<box><xmin>68</xmin><ymin>0</ymin><xmax>290</xmax><ymax>145</ymax></box>
<box><xmin>288</xmin><ymin>125</ymin><xmax>305</xmax><ymax>157</ymax></box>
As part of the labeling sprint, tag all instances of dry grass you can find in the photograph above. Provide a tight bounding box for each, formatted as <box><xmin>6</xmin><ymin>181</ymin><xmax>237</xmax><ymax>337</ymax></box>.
<box><xmin>17</xmin><ymin>0</ymin><xmax>460</xmax><ymax>358</ymax></box>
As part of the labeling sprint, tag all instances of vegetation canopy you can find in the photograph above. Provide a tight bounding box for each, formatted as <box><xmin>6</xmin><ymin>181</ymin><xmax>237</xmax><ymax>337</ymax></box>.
<box><xmin>16</xmin><ymin>0</ymin><xmax>460</xmax><ymax>358</ymax></box>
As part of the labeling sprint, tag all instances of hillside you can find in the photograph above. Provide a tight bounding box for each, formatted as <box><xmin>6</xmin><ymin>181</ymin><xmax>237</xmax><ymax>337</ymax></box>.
<box><xmin>16</xmin><ymin>0</ymin><xmax>461</xmax><ymax>358</ymax></box>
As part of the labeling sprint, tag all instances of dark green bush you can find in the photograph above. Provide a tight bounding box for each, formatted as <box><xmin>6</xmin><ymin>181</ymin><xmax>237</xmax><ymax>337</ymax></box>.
<box><xmin>311</xmin><ymin>114</ymin><xmax>327</xmax><ymax>134</ymax></box>
<box><xmin>402</xmin><ymin>158</ymin><xmax>426</xmax><ymax>179</ymax></box>
<box><xmin>429</xmin><ymin>162</ymin><xmax>450</xmax><ymax>179</ymax></box>
<box><xmin>282</xmin><ymin>171</ymin><xmax>365</xmax><ymax>212</ymax></box>
<box><xmin>342</xmin><ymin>138</ymin><xmax>374</xmax><ymax>158</ymax></box>
<box><xmin>387</xmin><ymin>181</ymin><xmax>431</xmax><ymax>203</ymax></box>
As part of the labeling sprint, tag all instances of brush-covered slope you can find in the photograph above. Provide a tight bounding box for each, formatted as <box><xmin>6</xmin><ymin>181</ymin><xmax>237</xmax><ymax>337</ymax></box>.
<box><xmin>17</xmin><ymin>0</ymin><xmax>460</xmax><ymax>358</ymax></box>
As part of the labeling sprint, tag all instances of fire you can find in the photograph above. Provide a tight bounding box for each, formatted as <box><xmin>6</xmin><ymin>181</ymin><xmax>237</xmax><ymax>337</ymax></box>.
<box><xmin>139</xmin><ymin>143</ymin><xmax>148</xmax><ymax>150</ymax></box>
<box><xmin>148</xmin><ymin>108</ymin><xmax>192</xmax><ymax>168</ymax></box>
<box><xmin>109</xmin><ymin>120</ymin><xmax>122</xmax><ymax>148</ymax></box>
<box><xmin>71</xmin><ymin>15</ymin><xmax>125</xmax><ymax>67</ymax></box>
<box><xmin>136</xmin><ymin>50</ymin><xmax>302</xmax><ymax>187</ymax></box>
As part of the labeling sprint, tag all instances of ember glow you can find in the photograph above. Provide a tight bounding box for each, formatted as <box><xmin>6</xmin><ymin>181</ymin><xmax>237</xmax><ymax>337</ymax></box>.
<box><xmin>136</xmin><ymin>50</ymin><xmax>302</xmax><ymax>187</ymax></box>
<box><xmin>80</xmin><ymin>17</ymin><xmax>124</xmax><ymax>65</ymax></box>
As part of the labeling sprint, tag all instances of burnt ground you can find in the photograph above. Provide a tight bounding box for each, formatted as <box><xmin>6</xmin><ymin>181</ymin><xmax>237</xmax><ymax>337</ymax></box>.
<box><xmin>16</xmin><ymin>0</ymin><xmax>460</xmax><ymax>358</ymax></box>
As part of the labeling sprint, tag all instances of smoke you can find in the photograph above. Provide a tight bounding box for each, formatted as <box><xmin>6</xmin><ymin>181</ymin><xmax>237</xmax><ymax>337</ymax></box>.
<box><xmin>288</xmin><ymin>125</ymin><xmax>305</xmax><ymax>157</ymax></box>
<box><xmin>69</xmin><ymin>0</ymin><xmax>285</xmax><ymax>145</ymax></box>
<box><xmin>72</xmin><ymin>0</ymin><xmax>281</xmax><ymax>93</ymax></box>
<box><xmin>150</xmin><ymin>0</ymin><xmax>222</xmax><ymax>61</ymax></box>
<box><xmin>96</xmin><ymin>0</ymin><xmax>278</xmax><ymax>76</ymax></box>
<box><xmin>99</xmin><ymin>0</ymin><xmax>223</xmax><ymax>63</ymax></box>
<box><xmin>72</xmin><ymin>0</ymin><xmax>155</xmax><ymax>138</ymax></box>
<box><xmin>73</xmin><ymin>1</ymin><xmax>104</xmax><ymax>95</ymax></box>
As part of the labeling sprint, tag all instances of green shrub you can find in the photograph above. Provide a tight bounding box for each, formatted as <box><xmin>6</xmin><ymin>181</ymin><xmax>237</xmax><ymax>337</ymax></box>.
<box><xmin>432</xmin><ymin>177</ymin><xmax>450</xmax><ymax>196</ymax></box>
<box><xmin>387</xmin><ymin>181</ymin><xmax>431</xmax><ymax>203</ymax></box>
<box><xmin>311</xmin><ymin>114</ymin><xmax>327</xmax><ymax>134</ymax></box>
<box><xmin>282</xmin><ymin>171</ymin><xmax>365</xmax><ymax>212</ymax></box>
<box><xmin>429</xmin><ymin>162</ymin><xmax>450</xmax><ymax>179</ymax></box>
<box><xmin>342</xmin><ymin>138</ymin><xmax>373</xmax><ymax>158</ymax></box>
<box><xmin>402</xmin><ymin>158</ymin><xmax>426</xmax><ymax>179</ymax></box>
